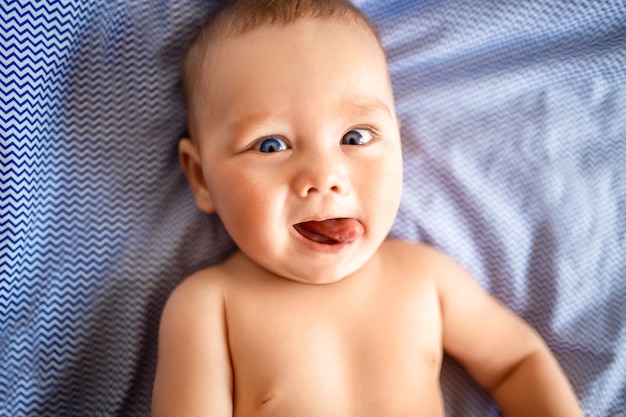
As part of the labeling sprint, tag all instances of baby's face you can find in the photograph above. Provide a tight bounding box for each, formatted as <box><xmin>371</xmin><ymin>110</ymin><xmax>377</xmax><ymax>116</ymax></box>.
<box><xmin>189</xmin><ymin>17</ymin><xmax>403</xmax><ymax>284</ymax></box>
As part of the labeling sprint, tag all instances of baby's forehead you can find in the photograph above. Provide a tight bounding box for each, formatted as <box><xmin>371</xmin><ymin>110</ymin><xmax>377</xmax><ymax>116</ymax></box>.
<box><xmin>198</xmin><ymin>20</ymin><xmax>386</xmax><ymax>95</ymax></box>
<box><xmin>198</xmin><ymin>19</ymin><xmax>388</xmax><ymax>96</ymax></box>
<box><xmin>189</xmin><ymin>6</ymin><xmax>381</xmax><ymax>79</ymax></box>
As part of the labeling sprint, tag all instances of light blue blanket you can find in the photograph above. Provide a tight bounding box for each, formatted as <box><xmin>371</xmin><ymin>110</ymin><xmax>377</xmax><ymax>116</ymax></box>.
<box><xmin>1</xmin><ymin>1</ymin><xmax>624</xmax><ymax>415</ymax></box>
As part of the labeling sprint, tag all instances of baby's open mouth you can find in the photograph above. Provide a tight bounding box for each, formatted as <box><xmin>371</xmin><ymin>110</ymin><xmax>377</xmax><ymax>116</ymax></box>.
<box><xmin>294</xmin><ymin>218</ymin><xmax>364</xmax><ymax>245</ymax></box>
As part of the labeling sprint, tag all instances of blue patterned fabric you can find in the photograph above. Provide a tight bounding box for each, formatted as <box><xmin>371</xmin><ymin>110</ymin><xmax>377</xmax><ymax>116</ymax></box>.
<box><xmin>1</xmin><ymin>0</ymin><xmax>624</xmax><ymax>416</ymax></box>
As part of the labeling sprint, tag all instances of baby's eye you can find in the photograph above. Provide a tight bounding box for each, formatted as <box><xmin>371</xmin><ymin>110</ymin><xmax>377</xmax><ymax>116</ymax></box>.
<box><xmin>341</xmin><ymin>129</ymin><xmax>373</xmax><ymax>145</ymax></box>
<box><xmin>254</xmin><ymin>137</ymin><xmax>288</xmax><ymax>153</ymax></box>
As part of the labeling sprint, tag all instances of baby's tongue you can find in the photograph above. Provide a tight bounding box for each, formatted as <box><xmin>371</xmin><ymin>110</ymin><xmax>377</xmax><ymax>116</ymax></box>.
<box><xmin>294</xmin><ymin>218</ymin><xmax>364</xmax><ymax>244</ymax></box>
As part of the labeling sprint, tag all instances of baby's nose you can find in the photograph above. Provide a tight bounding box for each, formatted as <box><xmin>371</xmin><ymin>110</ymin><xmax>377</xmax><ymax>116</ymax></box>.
<box><xmin>292</xmin><ymin>155</ymin><xmax>348</xmax><ymax>198</ymax></box>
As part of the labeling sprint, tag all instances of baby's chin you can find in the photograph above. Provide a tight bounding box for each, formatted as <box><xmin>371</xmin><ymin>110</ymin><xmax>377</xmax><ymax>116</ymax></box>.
<box><xmin>253</xmin><ymin>247</ymin><xmax>379</xmax><ymax>286</ymax></box>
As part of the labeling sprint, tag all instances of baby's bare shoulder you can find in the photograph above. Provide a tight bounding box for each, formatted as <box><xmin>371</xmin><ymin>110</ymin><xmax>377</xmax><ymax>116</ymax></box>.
<box><xmin>380</xmin><ymin>239</ymin><xmax>451</xmax><ymax>270</ymax></box>
<box><xmin>173</xmin><ymin>265</ymin><xmax>227</xmax><ymax>298</ymax></box>
<box><xmin>372</xmin><ymin>240</ymin><xmax>452</xmax><ymax>302</ymax></box>
<box><xmin>172</xmin><ymin>250</ymin><xmax>249</xmax><ymax>297</ymax></box>
<box><xmin>162</xmin><ymin>260</ymin><xmax>240</xmax><ymax>329</ymax></box>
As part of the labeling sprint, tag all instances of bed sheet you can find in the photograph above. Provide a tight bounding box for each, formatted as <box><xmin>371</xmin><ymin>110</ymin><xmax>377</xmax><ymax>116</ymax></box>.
<box><xmin>1</xmin><ymin>0</ymin><xmax>625</xmax><ymax>416</ymax></box>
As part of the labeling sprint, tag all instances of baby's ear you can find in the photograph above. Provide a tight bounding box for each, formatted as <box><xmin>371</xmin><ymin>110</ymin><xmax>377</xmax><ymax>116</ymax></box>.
<box><xmin>178</xmin><ymin>138</ymin><xmax>216</xmax><ymax>213</ymax></box>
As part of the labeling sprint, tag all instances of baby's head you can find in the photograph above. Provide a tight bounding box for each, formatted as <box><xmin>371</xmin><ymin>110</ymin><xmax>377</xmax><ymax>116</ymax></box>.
<box><xmin>180</xmin><ymin>0</ymin><xmax>403</xmax><ymax>284</ymax></box>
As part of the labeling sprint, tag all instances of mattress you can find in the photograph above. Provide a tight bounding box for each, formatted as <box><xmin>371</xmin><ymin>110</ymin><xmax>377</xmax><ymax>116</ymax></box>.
<box><xmin>1</xmin><ymin>0</ymin><xmax>625</xmax><ymax>415</ymax></box>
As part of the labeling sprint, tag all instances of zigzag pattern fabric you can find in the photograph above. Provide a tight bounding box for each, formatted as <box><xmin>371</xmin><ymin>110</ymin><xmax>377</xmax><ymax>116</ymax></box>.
<box><xmin>1</xmin><ymin>0</ymin><xmax>625</xmax><ymax>416</ymax></box>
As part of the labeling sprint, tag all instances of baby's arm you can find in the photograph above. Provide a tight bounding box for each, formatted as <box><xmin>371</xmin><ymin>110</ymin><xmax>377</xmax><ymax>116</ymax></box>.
<box><xmin>430</xmin><ymin>247</ymin><xmax>584</xmax><ymax>417</ymax></box>
<box><xmin>152</xmin><ymin>270</ymin><xmax>233</xmax><ymax>417</ymax></box>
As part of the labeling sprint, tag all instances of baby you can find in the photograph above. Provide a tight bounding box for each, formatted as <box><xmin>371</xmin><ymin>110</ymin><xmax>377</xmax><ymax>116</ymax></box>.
<box><xmin>152</xmin><ymin>0</ymin><xmax>583</xmax><ymax>416</ymax></box>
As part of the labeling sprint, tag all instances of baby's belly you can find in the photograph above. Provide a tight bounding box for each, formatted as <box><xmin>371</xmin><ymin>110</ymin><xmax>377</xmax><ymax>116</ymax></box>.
<box><xmin>236</xmin><ymin>384</ymin><xmax>444</xmax><ymax>417</ymax></box>
<box><xmin>231</xmin><ymin>349</ymin><xmax>445</xmax><ymax>417</ymax></box>
<box><xmin>234</xmin><ymin>381</ymin><xmax>444</xmax><ymax>417</ymax></box>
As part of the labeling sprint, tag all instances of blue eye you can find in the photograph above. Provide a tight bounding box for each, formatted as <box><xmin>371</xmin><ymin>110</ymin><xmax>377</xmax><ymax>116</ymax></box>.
<box><xmin>341</xmin><ymin>129</ymin><xmax>373</xmax><ymax>145</ymax></box>
<box><xmin>255</xmin><ymin>137</ymin><xmax>288</xmax><ymax>153</ymax></box>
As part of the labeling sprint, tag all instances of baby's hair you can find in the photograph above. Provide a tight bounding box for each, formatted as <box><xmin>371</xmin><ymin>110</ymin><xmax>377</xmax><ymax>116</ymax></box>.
<box><xmin>182</xmin><ymin>0</ymin><xmax>381</xmax><ymax>137</ymax></box>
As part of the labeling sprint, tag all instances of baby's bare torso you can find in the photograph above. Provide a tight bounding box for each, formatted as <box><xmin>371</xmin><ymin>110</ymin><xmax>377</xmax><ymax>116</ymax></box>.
<box><xmin>220</xmin><ymin>241</ymin><xmax>445</xmax><ymax>416</ymax></box>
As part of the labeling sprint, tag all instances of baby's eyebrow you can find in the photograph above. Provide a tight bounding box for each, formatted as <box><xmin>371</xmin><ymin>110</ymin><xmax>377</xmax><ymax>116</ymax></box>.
<box><xmin>347</xmin><ymin>98</ymin><xmax>393</xmax><ymax>119</ymax></box>
<box><xmin>226</xmin><ymin>112</ymin><xmax>282</xmax><ymax>138</ymax></box>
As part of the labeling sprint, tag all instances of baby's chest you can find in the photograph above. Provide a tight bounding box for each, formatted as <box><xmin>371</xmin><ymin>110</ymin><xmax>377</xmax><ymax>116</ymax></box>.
<box><xmin>230</xmin><ymin>277</ymin><xmax>440</xmax><ymax>353</ymax></box>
